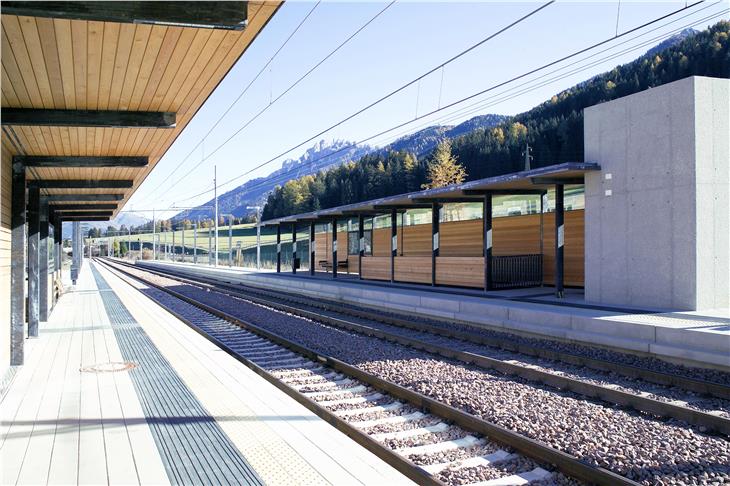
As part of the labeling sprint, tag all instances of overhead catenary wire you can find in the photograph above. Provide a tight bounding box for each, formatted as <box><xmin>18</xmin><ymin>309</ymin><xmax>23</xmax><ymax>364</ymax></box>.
<box><xmin>143</xmin><ymin>1</ymin><xmax>323</xmax><ymax>199</ymax></box>
<box><xmin>149</xmin><ymin>0</ymin><xmax>398</xmax><ymax>205</ymax></box>
<box><xmin>153</xmin><ymin>1</ymin><xmax>554</xmax><ymax>206</ymax></box>
<box><xmin>179</xmin><ymin>5</ymin><xmax>724</xmax><ymax>208</ymax></box>
<box><xmin>176</xmin><ymin>0</ymin><xmax>711</xmax><ymax>204</ymax></box>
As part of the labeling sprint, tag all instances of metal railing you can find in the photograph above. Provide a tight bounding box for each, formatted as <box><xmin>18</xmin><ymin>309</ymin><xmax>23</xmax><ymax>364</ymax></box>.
<box><xmin>491</xmin><ymin>254</ymin><xmax>543</xmax><ymax>289</ymax></box>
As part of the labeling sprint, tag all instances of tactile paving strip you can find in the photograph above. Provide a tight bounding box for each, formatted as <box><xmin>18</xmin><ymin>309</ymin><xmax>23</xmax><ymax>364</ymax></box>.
<box><xmin>90</xmin><ymin>264</ymin><xmax>263</xmax><ymax>486</ymax></box>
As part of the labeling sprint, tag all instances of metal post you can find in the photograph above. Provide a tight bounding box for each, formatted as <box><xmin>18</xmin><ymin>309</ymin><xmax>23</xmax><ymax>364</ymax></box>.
<box><xmin>390</xmin><ymin>209</ymin><xmax>397</xmax><ymax>283</ymax></box>
<box><xmin>358</xmin><ymin>214</ymin><xmax>364</xmax><ymax>280</ymax></box>
<box><xmin>172</xmin><ymin>228</ymin><xmax>176</xmax><ymax>262</ymax></box>
<box><xmin>332</xmin><ymin>219</ymin><xmax>338</xmax><ymax>279</ymax></box>
<box><xmin>39</xmin><ymin>196</ymin><xmax>49</xmax><ymax>321</ymax></box>
<box><xmin>309</xmin><ymin>221</ymin><xmax>315</xmax><ymax>276</ymax></box>
<box><xmin>291</xmin><ymin>222</ymin><xmax>297</xmax><ymax>274</ymax></box>
<box><xmin>483</xmin><ymin>193</ymin><xmax>493</xmax><ymax>291</ymax></box>
<box><xmin>207</xmin><ymin>223</ymin><xmax>212</xmax><ymax>264</ymax></box>
<box><xmin>152</xmin><ymin>208</ymin><xmax>156</xmax><ymax>260</ymax></box>
<box><xmin>27</xmin><ymin>185</ymin><xmax>40</xmax><ymax>337</ymax></box>
<box><xmin>431</xmin><ymin>202</ymin><xmax>439</xmax><ymax>286</ymax></box>
<box><xmin>276</xmin><ymin>224</ymin><xmax>281</xmax><ymax>273</ymax></box>
<box><xmin>10</xmin><ymin>159</ymin><xmax>26</xmax><ymax>365</ymax></box>
<box><xmin>71</xmin><ymin>221</ymin><xmax>79</xmax><ymax>284</ymax></box>
<box><xmin>128</xmin><ymin>227</ymin><xmax>132</xmax><ymax>259</ymax></box>
<box><xmin>228</xmin><ymin>216</ymin><xmax>233</xmax><ymax>267</ymax></box>
<box><xmin>214</xmin><ymin>165</ymin><xmax>219</xmax><ymax>267</ymax></box>
<box><xmin>53</xmin><ymin>214</ymin><xmax>62</xmax><ymax>277</ymax></box>
<box><xmin>181</xmin><ymin>224</ymin><xmax>185</xmax><ymax>263</ymax></box>
<box><xmin>555</xmin><ymin>184</ymin><xmax>565</xmax><ymax>298</ymax></box>
<box><xmin>256</xmin><ymin>211</ymin><xmax>261</xmax><ymax>270</ymax></box>
<box><xmin>194</xmin><ymin>221</ymin><xmax>198</xmax><ymax>264</ymax></box>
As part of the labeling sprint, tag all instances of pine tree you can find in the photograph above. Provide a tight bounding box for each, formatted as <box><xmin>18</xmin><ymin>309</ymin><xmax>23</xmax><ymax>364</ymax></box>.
<box><xmin>422</xmin><ymin>139</ymin><xmax>467</xmax><ymax>189</ymax></box>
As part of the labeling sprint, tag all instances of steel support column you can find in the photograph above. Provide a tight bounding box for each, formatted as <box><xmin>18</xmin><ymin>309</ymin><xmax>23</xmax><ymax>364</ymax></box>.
<box><xmin>332</xmin><ymin>219</ymin><xmax>338</xmax><ymax>279</ymax></box>
<box><xmin>555</xmin><ymin>184</ymin><xmax>565</xmax><ymax>298</ymax></box>
<box><xmin>291</xmin><ymin>223</ymin><xmax>297</xmax><ymax>274</ymax></box>
<box><xmin>483</xmin><ymin>193</ymin><xmax>493</xmax><ymax>291</ymax></box>
<box><xmin>39</xmin><ymin>197</ymin><xmax>49</xmax><ymax>321</ymax></box>
<box><xmin>309</xmin><ymin>222</ymin><xmax>315</xmax><ymax>276</ymax></box>
<box><xmin>194</xmin><ymin>221</ymin><xmax>198</xmax><ymax>264</ymax></box>
<box><xmin>10</xmin><ymin>159</ymin><xmax>26</xmax><ymax>365</ymax></box>
<box><xmin>431</xmin><ymin>202</ymin><xmax>440</xmax><ymax>286</ymax></box>
<box><xmin>181</xmin><ymin>225</ymin><xmax>185</xmax><ymax>262</ymax></box>
<box><xmin>390</xmin><ymin>209</ymin><xmax>397</xmax><ymax>283</ymax></box>
<box><xmin>27</xmin><ymin>185</ymin><xmax>40</xmax><ymax>337</ymax></box>
<box><xmin>358</xmin><ymin>214</ymin><xmax>364</xmax><ymax>280</ymax></box>
<box><xmin>228</xmin><ymin>217</ymin><xmax>233</xmax><ymax>267</ymax></box>
<box><xmin>276</xmin><ymin>224</ymin><xmax>281</xmax><ymax>273</ymax></box>
<box><xmin>172</xmin><ymin>229</ymin><xmax>176</xmax><ymax>262</ymax></box>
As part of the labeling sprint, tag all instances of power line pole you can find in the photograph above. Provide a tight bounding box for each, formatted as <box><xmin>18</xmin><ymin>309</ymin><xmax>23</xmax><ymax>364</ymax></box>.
<box><xmin>214</xmin><ymin>165</ymin><xmax>219</xmax><ymax>267</ymax></box>
<box><xmin>522</xmin><ymin>143</ymin><xmax>533</xmax><ymax>171</ymax></box>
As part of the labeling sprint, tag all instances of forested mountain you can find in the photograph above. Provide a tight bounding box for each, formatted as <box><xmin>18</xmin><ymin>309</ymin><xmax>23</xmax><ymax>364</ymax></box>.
<box><xmin>173</xmin><ymin>115</ymin><xmax>505</xmax><ymax>223</ymax></box>
<box><xmin>262</xmin><ymin>21</ymin><xmax>730</xmax><ymax>220</ymax></box>
<box><xmin>172</xmin><ymin>139</ymin><xmax>371</xmax><ymax>223</ymax></box>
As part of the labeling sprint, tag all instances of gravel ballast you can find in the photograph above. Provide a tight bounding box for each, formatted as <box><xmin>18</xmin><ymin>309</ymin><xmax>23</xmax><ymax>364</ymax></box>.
<box><xmin>119</xmin><ymin>264</ymin><xmax>730</xmax><ymax>486</ymax></box>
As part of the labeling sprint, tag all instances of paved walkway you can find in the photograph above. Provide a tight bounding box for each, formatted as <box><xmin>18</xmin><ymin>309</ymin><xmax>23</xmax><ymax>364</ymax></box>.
<box><xmin>1</xmin><ymin>261</ymin><xmax>412</xmax><ymax>485</ymax></box>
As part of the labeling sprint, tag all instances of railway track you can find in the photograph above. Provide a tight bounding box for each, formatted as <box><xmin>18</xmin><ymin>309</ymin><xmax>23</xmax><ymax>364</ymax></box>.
<box><xmin>98</xmin><ymin>258</ymin><xmax>637</xmax><ymax>486</ymax></box>
<box><xmin>118</xmin><ymin>259</ymin><xmax>730</xmax><ymax>437</ymax></box>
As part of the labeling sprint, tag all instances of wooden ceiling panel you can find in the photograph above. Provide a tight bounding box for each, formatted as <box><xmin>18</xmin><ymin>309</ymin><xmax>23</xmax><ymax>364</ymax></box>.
<box><xmin>2</xmin><ymin>1</ymin><xmax>283</xmax><ymax>213</ymax></box>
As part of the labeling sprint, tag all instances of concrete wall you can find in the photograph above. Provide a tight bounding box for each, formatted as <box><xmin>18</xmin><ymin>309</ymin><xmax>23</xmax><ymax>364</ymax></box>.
<box><xmin>584</xmin><ymin>76</ymin><xmax>729</xmax><ymax>311</ymax></box>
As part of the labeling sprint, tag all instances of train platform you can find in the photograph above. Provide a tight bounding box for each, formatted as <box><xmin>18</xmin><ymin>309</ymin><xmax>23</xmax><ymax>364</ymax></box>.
<box><xmin>138</xmin><ymin>260</ymin><xmax>730</xmax><ymax>370</ymax></box>
<box><xmin>0</xmin><ymin>261</ymin><xmax>413</xmax><ymax>485</ymax></box>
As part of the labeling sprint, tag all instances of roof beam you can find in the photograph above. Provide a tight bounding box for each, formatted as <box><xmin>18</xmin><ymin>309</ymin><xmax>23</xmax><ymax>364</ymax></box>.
<box><xmin>46</xmin><ymin>194</ymin><xmax>125</xmax><ymax>202</ymax></box>
<box><xmin>0</xmin><ymin>1</ymin><xmax>248</xmax><ymax>30</ymax></box>
<box><xmin>411</xmin><ymin>197</ymin><xmax>482</xmax><ymax>204</ymax></box>
<box><xmin>59</xmin><ymin>216</ymin><xmax>110</xmax><ymax>222</ymax></box>
<box><xmin>30</xmin><ymin>180</ymin><xmax>133</xmax><ymax>189</ymax></box>
<box><xmin>54</xmin><ymin>211</ymin><xmax>114</xmax><ymax>217</ymax></box>
<box><xmin>462</xmin><ymin>189</ymin><xmax>547</xmax><ymax>196</ymax></box>
<box><xmin>49</xmin><ymin>204</ymin><xmax>118</xmax><ymax>211</ymax></box>
<box><xmin>530</xmin><ymin>177</ymin><xmax>584</xmax><ymax>185</ymax></box>
<box><xmin>2</xmin><ymin>109</ymin><xmax>175</xmax><ymax>128</ymax></box>
<box><xmin>16</xmin><ymin>155</ymin><xmax>148</xmax><ymax>168</ymax></box>
<box><xmin>372</xmin><ymin>204</ymin><xmax>432</xmax><ymax>211</ymax></box>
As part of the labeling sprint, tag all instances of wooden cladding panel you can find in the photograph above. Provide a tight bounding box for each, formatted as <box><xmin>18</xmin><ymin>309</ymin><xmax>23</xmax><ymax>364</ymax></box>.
<box><xmin>435</xmin><ymin>256</ymin><xmax>485</xmax><ymax>288</ymax></box>
<box><xmin>394</xmin><ymin>256</ymin><xmax>431</xmax><ymax>284</ymax></box>
<box><xmin>440</xmin><ymin>219</ymin><xmax>482</xmax><ymax>256</ymax></box>
<box><xmin>361</xmin><ymin>256</ymin><xmax>390</xmax><ymax>281</ymax></box>
<box><xmin>402</xmin><ymin>225</ymin><xmax>431</xmax><ymax>256</ymax></box>
<box><xmin>347</xmin><ymin>255</ymin><xmax>359</xmax><ymax>275</ymax></box>
<box><xmin>543</xmin><ymin>210</ymin><xmax>584</xmax><ymax>287</ymax></box>
<box><xmin>493</xmin><ymin>213</ymin><xmax>542</xmax><ymax>256</ymax></box>
<box><xmin>313</xmin><ymin>230</ymin><xmax>348</xmax><ymax>267</ymax></box>
<box><xmin>372</xmin><ymin>227</ymin><xmax>391</xmax><ymax>257</ymax></box>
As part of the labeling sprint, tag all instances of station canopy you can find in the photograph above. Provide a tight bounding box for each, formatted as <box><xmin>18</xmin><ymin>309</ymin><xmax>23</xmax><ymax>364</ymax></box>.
<box><xmin>2</xmin><ymin>1</ymin><xmax>281</xmax><ymax>221</ymax></box>
<box><xmin>262</xmin><ymin>162</ymin><xmax>601</xmax><ymax>225</ymax></box>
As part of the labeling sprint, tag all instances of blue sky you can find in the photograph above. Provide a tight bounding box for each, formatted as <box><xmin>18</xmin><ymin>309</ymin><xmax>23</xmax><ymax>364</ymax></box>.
<box><xmin>128</xmin><ymin>0</ymin><xmax>729</xmax><ymax>216</ymax></box>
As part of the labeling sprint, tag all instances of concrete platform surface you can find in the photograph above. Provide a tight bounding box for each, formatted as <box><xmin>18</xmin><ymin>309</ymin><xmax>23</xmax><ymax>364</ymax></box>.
<box><xmin>139</xmin><ymin>260</ymin><xmax>730</xmax><ymax>370</ymax></box>
<box><xmin>1</xmin><ymin>261</ymin><xmax>413</xmax><ymax>485</ymax></box>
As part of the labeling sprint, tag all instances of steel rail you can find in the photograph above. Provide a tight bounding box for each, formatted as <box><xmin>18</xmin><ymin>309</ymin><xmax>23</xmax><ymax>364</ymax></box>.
<box><xmin>133</xmin><ymin>260</ymin><xmax>730</xmax><ymax>401</ymax></box>
<box><xmin>117</xmin><ymin>259</ymin><xmax>730</xmax><ymax>436</ymax></box>
<box><xmin>99</xmin><ymin>258</ymin><xmax>639</xmax><ymax>486</ymax></box>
